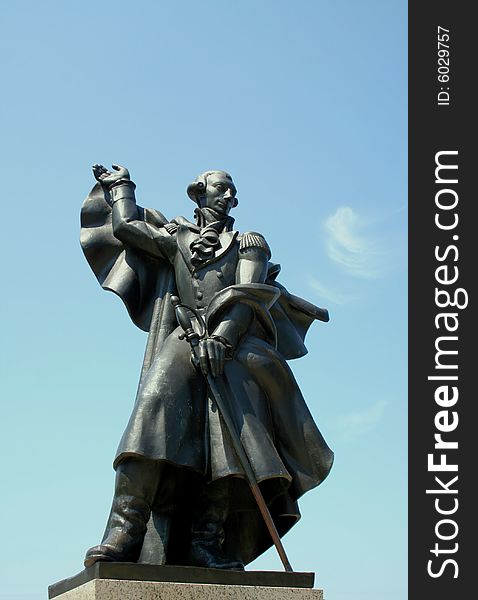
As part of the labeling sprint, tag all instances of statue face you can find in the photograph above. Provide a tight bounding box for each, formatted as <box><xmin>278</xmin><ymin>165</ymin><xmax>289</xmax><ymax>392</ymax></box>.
<box><xmin>204</xmin><ymin>172</ymin><xmax>238</xmax><ymax>216</ymax></box>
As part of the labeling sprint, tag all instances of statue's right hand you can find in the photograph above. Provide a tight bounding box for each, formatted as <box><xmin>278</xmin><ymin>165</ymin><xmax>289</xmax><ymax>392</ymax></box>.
<box><xmin>92</xmin><ymin>164</ymin><xmax>130</xmax><ymax>188</ymax></box>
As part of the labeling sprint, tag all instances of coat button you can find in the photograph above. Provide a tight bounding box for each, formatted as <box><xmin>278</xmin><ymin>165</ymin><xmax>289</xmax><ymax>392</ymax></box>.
<box><xmin>216</xmin><ymin>271</ymin><xmax>223</xmax><ymax>278</ymax></box>
<box><xmin>193</xmin><ymin>272</ymin><xmax>199</xmax><ymax>279</ymax></box>
<box><xmin>197</xmin><ymin>291</ymin><xmax>203</xmax><ymax>300</ymax></box>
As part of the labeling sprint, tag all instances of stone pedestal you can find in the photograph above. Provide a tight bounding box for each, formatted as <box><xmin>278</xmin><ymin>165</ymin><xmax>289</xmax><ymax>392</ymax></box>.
<box><xmin>49</xmin><ymin>564</ymin><xmax>323</xmax><ymax>600</ymax></box>
<box><xmin>50</xmin><ymin>578</ymin><xmax>323</xmax><ymax>599</ymax></box>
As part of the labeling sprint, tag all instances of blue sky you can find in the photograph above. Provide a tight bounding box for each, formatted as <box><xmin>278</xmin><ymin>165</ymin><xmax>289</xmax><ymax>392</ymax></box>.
<box><xmin>0</xmin><ymin>2</ymin><xmax>407</xmax><ymax>599</ymax></box>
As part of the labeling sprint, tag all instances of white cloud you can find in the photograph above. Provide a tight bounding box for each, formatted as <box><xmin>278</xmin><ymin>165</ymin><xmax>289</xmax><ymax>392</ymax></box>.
<box><xmin>308</xmin><ymin>277</ymin><xmax>353</xmax><ymax>306</ymax></box>
<box><xmin>335</xmin><ymin>399</ymin><xmax>388</xmax><ymax>442</ymax></box>
<box><xmin>324</xmin><ymin>206</ymin><xmax>388</xmax><ymax>279</ymax></box>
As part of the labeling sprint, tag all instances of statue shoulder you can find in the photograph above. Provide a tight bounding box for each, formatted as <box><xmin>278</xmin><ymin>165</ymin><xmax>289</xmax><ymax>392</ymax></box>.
<box><xmin>163</xmin><ymin>216</ymin><xmax>199</xmax><ymax>236</ymax></box>
<box><xmin>238</xmin><ymin>231</ymin><xmax>271</xmax><ymax>259</ymax></box>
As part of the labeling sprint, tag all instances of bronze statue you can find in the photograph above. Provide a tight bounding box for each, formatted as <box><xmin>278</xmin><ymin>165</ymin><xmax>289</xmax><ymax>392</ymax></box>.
<box><xmin>80</xmin><ymin>165</ymin><xmax>333</xmax><ymax>571</ymax></box>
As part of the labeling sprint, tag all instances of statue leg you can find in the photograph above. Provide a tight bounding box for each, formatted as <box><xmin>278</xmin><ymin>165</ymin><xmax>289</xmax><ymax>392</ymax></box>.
<box><xmin>138</xmin><ymin>465</ymin><xmax>179</xmax><ymax>565</ymax></box>
<box><xmin>84</xmin><ymin>458</ymin><xmax>161</xmax><ymax>567</ymax></box>
<box><xmin>189</xmin><ymin>478</ymin><xmax>244</xmax><ymax>570</ymax></box>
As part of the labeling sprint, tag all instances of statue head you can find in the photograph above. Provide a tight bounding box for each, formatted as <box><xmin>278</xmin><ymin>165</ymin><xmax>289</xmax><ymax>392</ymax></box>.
<box><xmin>187</xmin><ymin>170</ymin><xmax>238</xmax><ymax>216</ymax></box>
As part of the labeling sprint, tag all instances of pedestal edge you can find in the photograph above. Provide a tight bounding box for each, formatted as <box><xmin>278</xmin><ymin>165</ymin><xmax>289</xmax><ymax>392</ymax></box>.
<box><xmin>49</xmin><ymin>563</ymin><xmax>315</xmax><ymax>598</ymax></box>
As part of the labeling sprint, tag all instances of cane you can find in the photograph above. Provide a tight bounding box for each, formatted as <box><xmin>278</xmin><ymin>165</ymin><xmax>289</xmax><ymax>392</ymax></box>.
<box><xmin>171</xmin><ymin>296</ymin><xmax>293</xmax><ymax>572</ymax></box>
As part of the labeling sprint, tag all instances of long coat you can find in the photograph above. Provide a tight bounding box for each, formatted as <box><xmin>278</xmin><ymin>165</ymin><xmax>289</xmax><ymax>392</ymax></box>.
<box><xmin>80</xmin><ymin>183</ymin><xmax>334</xmax><ymax>566</ymax></box>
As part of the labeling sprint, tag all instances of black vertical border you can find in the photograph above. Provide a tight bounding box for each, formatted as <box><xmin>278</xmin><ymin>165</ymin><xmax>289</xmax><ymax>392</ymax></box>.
<box><xmin>409</xmin><ymin>2</ymin><xmax>474</xmax><ymax>599</ymax></box>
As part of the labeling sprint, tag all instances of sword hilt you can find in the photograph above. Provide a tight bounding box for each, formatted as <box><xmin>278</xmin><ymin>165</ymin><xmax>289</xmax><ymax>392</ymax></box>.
<box><xmin>170</xmin><ymin>295</ymin><xmax>207</xmax><ymax>357</ymax></box>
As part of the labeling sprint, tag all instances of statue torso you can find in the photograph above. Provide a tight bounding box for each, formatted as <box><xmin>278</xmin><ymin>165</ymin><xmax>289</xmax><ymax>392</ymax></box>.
<box><xmin>172</xmin><ymin>225</ymin><xmax>239</xmax><ymax>310</ymax></box>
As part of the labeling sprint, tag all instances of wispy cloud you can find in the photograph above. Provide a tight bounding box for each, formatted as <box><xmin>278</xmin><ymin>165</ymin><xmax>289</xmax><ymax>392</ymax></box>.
<box><xmin>308</xmin><ymin>277</ymin><xmax>354</xmax><ymax>306</ymax></box>
<box><xmin>324</xmin><ymin>206</ymin><xmax>388</xmax><ymax>278</ymax></box>
<box><xmin>334</xmin><ymin>399</ymin><xmax>388</xmax><ymax>442</ymax></box>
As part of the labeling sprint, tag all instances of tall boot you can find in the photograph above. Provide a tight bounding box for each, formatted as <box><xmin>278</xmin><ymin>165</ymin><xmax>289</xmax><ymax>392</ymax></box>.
<box><xmin>189</xmin><ymin>478</ymin><xmax>244</xmax><ymax>570</ymax></box>
<box><xmin>84</xmin><ymin>458</ymin><xmax>160</xmax><ymax>567</ymax></box>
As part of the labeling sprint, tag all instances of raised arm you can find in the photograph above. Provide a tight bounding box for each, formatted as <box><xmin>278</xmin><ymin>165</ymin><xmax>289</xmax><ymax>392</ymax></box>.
<box><xmin>93</xmin><ymin>164</ymin><xmax>176</xmax><ymax>261</ymax></box>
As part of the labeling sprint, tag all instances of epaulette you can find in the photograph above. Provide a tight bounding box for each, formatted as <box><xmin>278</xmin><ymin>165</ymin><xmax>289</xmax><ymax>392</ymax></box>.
<box><xmin>239</xmin><ymin>231</ymin><xmax>271</xmax><ymax>259</ymax></box>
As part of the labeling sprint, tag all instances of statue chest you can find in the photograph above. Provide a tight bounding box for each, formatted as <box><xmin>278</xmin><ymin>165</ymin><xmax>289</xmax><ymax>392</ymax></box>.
<box><xmin>173</xmin><ymin>227</ymin><xmax>239</xmax><ymax>310</ymax></box>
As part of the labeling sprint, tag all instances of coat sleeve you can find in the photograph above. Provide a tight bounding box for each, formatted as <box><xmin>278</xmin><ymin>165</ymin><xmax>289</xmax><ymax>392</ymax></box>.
<box><xmin>110</xmin><ymin>183</ymin><xmax>177</xmax><ymax>262</ymax></box>
<box><xmin>209</xmin><ymin>232</ymin><xmax>271</xmax><ymax>347</ymax></box>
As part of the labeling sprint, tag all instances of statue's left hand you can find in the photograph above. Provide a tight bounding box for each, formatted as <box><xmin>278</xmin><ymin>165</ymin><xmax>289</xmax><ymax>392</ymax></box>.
<box><xmin>198</xmin><ymin>338</ymin><xmax>228</xmax><ymax>378</ymax></box>
<box><xmin>92</xmin><ymin>164</ymin><xmax>130</xmax><ymax>188</ymax></box>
